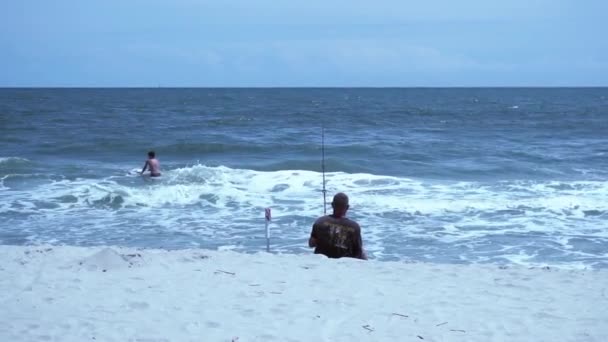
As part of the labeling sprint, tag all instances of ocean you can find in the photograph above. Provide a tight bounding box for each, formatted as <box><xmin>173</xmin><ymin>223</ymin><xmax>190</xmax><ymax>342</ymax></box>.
<box><xmin>1</xmin><ymin>88</ymin><xmax>607</xmax><ymax>268</ymax></box>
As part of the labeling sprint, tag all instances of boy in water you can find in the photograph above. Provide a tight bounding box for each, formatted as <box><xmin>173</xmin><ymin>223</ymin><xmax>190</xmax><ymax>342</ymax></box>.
<box><xmin>140</xmin><ymin>151</ymin><xmax>161</xmax><ymax>177</ymax></box>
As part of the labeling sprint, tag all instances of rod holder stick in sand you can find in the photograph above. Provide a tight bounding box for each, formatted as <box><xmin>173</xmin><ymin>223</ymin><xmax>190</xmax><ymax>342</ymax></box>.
<box><xmin>265</xmin><ymin>208</ymin><xmax>272</xmax><ymax>252</ymax></box>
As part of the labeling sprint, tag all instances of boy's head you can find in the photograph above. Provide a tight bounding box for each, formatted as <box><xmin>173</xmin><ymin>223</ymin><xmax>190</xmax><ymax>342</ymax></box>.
<box><xmin>148</xmin><ymin>151</ymin><xmax>155</xmax><ymax>158</ymax></box>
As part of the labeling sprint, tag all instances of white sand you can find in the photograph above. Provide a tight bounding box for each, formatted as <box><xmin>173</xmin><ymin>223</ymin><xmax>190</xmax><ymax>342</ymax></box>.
<box><xmin>0</xmin><ymin>246</ymin><xmax>606</xmax><ymax>342</ymax></box>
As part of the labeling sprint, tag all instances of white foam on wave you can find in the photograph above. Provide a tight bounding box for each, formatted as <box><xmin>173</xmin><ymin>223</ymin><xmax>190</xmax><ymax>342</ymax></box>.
<box><xmin>2</xmin><ymin>164</ymin><xmax>607</xmax><ymax>267</ymax></box>
<box><xmin>4</xmin><ymin>164</ymin><xmax>608</xmax><ymax>218</ymax></box>
<box><xmin>0</xmin><ymin>157</ymin><xmax>30</xmax><ymax>164</ymax></box>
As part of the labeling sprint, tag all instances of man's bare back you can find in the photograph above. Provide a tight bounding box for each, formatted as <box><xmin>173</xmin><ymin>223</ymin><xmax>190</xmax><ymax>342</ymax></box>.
<box><xmin>141</xmin><ymin>151</ymin><xmax>161</xmax><ymax>177</ymax></box>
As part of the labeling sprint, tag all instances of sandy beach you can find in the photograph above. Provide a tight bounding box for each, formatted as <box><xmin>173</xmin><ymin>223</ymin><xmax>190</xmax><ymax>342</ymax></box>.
<box><xmin>0</xmin><ymin>245</ymin><xmax>606</xmax><ymax>341</ymax></box>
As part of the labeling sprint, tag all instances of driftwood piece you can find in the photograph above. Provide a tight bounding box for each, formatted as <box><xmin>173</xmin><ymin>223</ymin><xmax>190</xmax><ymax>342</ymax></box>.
<box><xmin>391</xmin><ymin>313</ymin><xmax>409</xmax><ymax>318</ymax></box>
<box><xmin>214</xmin><ymin>269</ymin><xmax>235</xmax><ymax>275</ymax></box>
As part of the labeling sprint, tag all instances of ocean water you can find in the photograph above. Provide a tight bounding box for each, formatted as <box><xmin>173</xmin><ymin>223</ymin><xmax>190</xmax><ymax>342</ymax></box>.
<box><xmin>1</xmin><ymin>88</ymin><xmax>607</xmax><ymax>268</ymax></box>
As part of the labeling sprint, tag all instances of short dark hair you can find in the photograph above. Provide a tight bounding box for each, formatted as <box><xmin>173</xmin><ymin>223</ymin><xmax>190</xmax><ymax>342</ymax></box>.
<box><xmin>331</xmin><ymin>192</ymin><xmax>349</xmax><ymax>209</ymax></box>
<box><xmin>148</xmin><ymin>151</ymin><xmax>155</xmax><ymax>158</ymax></box>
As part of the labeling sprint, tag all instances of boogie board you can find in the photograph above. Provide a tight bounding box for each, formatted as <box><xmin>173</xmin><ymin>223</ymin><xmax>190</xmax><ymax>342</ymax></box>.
<box><xmin>128</xmin><ymin>168</ymin><xmax>162</xmax><ymax>180</ymax></box>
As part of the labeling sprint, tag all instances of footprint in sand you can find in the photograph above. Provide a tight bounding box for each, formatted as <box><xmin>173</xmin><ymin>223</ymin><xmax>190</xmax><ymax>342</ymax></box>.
<box><xmin>205</xmin><ymin>321</ymin><xmax>221</xmax><ymax>328</ymax></box>
<box><xmin>270</xmin><ymin>306</ymin><xmax>286</xmax><ymax>315</ymax></box>
<box><xmin>128</xmin><ymin>301</ymin><xmax>150</xmax><ymax>310</ymax></box>
<box><xmin>239</xmin><ymin>308</ymin><xmax>257</xmax><ymax>317</ymax></box>
<box><xmin>257</xmin><ymin>334</ymin><xmax>278</xmax><ymax>341</ymax></box>
<box><xmin>183</xmin><ymin>321</ymin><xmax>202</xmax><ymax>333</ymax></box>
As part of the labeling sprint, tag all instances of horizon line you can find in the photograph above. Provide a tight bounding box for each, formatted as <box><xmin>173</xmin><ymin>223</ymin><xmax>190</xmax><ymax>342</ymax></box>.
<box><xmin>1</xmin><ymin>85</ymin><xmax>607</xmax><ymax>89</ymax></box>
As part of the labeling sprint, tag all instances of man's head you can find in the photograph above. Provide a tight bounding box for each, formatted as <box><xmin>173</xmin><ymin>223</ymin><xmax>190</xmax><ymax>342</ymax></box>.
<box><xmin>331</xmin><ymin>192</ymin><xmax>350</xmax><ymax>216</ymax></box>
<box><xmin>148</xmin><ymin>151</ymin><xmax>155</xmax><ymax>158</ymax></box>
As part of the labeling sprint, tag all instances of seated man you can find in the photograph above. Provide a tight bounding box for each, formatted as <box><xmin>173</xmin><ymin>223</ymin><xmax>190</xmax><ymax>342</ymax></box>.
<box><xmin>309</xmin><ymin>192</ymin><xmax>366</xmax><ymax>260</ymax></box>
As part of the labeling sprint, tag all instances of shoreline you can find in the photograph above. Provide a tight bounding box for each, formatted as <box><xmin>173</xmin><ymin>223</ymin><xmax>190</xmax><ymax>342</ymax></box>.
<box><xmin>1</xmin><ymin>245</ymin><xmax>607</xmax><ymax>341</ymax></box>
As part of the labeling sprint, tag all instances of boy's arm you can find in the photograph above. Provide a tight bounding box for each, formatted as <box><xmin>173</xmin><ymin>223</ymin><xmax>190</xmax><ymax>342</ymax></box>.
<box><xmin>140</xmin><ymin>161</ymin><xmax>149</xmax><ymax>174</ymax></box>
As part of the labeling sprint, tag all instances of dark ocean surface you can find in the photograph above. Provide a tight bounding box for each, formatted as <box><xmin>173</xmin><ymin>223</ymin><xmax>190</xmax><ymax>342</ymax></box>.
<box><xmin>1</xmin><ymin>88</ymin><xmax>607</xmax><ymax>268</ymax></box>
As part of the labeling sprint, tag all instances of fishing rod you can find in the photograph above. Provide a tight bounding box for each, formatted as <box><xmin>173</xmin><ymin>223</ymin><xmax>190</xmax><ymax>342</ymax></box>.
<box><xmin>321</xmin><ymin>126</ymin><xmax>327</xmax><ymax>215</ymax></box>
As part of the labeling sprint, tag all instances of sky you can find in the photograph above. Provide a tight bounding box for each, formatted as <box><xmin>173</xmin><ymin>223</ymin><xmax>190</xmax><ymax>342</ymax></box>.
<box><xmin>1</xmin><ymin>0</ymin><xmax>607</xmax><ymax>87</ymax></box>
